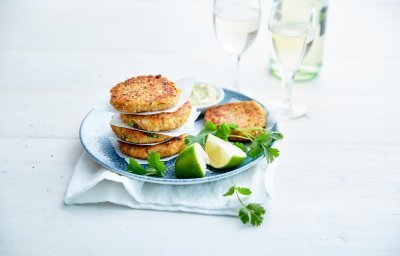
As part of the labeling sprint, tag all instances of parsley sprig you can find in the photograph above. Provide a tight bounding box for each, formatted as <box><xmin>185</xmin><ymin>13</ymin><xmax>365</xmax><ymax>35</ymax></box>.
<box><xmin>185</xmin><ymin>121</ymin><xmax>283</xmax><ymax>163</ymax></box>
<box><xmin>128</xmin><ymin>151</ymin><xmax>166</xmax><ymax>177</ymax></box>
<box><xmin>223</xmin><ymin>185</ymin><xmax>266</xmax><ymax>226</ymax></box>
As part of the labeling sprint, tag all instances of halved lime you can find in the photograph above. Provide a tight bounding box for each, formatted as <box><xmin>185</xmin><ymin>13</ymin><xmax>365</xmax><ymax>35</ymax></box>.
<box><xmin>175</xmin><ymin>143</ymin><xmax>209</xmax><ymax>179</ymax></box>
<box><xmin>205</xmin><ymin>134</ymin><xmax>246</xmax><ymax>169</ymax></box>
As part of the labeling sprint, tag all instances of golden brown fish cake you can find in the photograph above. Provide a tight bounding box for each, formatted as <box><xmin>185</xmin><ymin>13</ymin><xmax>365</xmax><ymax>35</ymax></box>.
<box><xmin>118</xmin><ymin>135</ymin><xmax>186</xmax><ymax>159</ymax></box>
<box><xmin>110</xmin><ymin>74</ymin><xmax>181</xmax><ymax>113</ymax></box>
<box><xmin>204</xmin><ymin>101</ymin><xmax>266</xmax><ymax>141</ymax></box>
<box><xmin>111</xmin><ymin>125</ymin><xmax>172</xmax><ymax>144</ymax></box>
<box><xmin>120</xmin><ymin>102</ymin><xmax>192</xmax><ymax>132</ymax></box>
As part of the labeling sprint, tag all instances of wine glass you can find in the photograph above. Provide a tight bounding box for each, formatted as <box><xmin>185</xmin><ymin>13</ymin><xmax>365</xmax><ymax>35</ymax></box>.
<box><xmin>269</xmin><ymin>0</ymin><xmax>317</xmax><ymax>120</ymax></box>
<box><xmin>213</xmin><ymin>0</ymin><xmax>261</xmax><ymax>92</ymax></box>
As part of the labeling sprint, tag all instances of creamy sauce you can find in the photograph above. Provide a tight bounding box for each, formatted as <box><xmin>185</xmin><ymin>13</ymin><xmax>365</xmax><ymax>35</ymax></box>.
<box><xmin>189</xmin><ymin>83</ymin><xmax>219</xmax><ymax>106</ymax></box>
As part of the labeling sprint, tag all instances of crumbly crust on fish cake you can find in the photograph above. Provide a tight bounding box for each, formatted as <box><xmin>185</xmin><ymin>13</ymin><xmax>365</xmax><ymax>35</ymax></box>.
<box><xmin>111</xmin><ymin>125</ymin><xmax>172</xmax><ymax>144</ymax></box>
<box><xmin>118</xmin><ymin>135</ymin><xmax>186</xmax><ymax>159</ymax></box>
<box><xmin>120</xmin><ymin>102</ymin><xmax>191</xmax><ymax>132</ymax></box>
<box><xmin>110</xmin><ymin>74</ymin><xmax>181</xmax><ymax>113</ymax></box>
<box><xmin>204</xmin><ymin>101</ymin><xmax>266</xmax><ymax>141</ymax></box>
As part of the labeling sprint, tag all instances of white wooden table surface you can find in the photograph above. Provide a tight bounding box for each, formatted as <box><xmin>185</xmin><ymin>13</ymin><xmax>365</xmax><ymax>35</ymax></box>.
<box><xmin>1</xmin><ymin>0</ymin><xmax>399</xmax><ymax>255</ymax></box>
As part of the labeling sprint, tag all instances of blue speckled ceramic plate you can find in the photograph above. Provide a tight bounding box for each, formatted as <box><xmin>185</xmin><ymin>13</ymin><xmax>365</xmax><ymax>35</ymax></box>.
<box><xmin>79</xmin><ymin>88</ymin><xmax>278</xmax><ymax>185</ymax></box>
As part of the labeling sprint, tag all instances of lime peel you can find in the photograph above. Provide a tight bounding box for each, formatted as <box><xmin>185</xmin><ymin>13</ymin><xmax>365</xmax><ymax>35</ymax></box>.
<box><xmin>174</xmin><ymin>143</ymin><xmax>209</xmax><ymax>179</ymax></box>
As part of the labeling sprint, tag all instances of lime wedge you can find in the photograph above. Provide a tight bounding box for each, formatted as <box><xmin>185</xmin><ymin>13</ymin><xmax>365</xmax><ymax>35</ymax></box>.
<box><xmin>205</xmin><ymin>134</ymin><xmax>246</xmax><ymax>169</ymax></box>
<box><xmin>175</xmin><ymin>143</ymin><xmax>209</xmax><ymax>179</ymax></box>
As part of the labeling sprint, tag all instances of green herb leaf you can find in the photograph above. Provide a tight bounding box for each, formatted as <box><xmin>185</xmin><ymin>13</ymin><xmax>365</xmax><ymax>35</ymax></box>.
<box><xmin>205</xmin><ymin>120</ymin><xmax>217</xmax><ymax>131</ymax></box>
<box><xmin>127</xmin><ymin>152</ymin><xmax>166</xmax><ymax>177</ymax></box>
<box><xmin>264</xmin><ymin>147</ymin><xmax>280</xmax><ymax>163</ymax></box>
<box><xmin>234</xmin><ymin>142</ymin><xmax>247</xmax><ymax>153</ymax></box>
<box><xmin>236</xmin><ymin>187</ymin><xmax>252</xmax><ymax>195</ymax></box>
<box><xmin>247</xmin><ymin>203</ymin><xmax>266</xmax><ymax>215</ymax></box>
<box><xmin>127</xmin><ymin>121</ymin><xmax>135</xmax><ymax>127</ymax></box>
<box><xmin>257</xmin><ymin>133</ymin><xmax>273</xmax><ymax>146</ymax></box>
<box><xmin>185</xmin><ymin>120</ymin><xmax>283</xmax><ymax>163</ymax></box>
<box><xmin>215</xmin><ymin>123</ymin><xmax>232</xmax><ymax>141</ymax></box>
<box><xmin>239</xmin><ymin>207</ymin><xmax>251</xmax><ymax>224</ymax></box>
<box><xmin>145</xmin><ymin>168</ymin><xmax>159</xmax><ymax>176</ymax></box>
<box><xmin>247</xmin><ymin>131</ymin><xmax>282</xmax><ymax>163</ymax></box>
<box><xmin>185</xmin><ymin>134</ymin><xmax>208</xmax><ymax>147</ymax></box>
<box><xmin>249</xmin><ymin>210</ymin><xmax>264</xmax><ymax>226</ymax></box>
<box><xmin>266</xmin><ymin>130</ymin><xmax>284</xmax><ymax>141</ymax></box>
<box><xmin>147</xmin><ymin>151</ymin><xmax>166</xmax><ymax>177</ymax></box>
<box><xmin>127</xmin><ymin>158</ymin><xmax>146</xmax><ymax>175</ymax></box>
<box><xmin>227</xmin><ymin>123</ymin><xmax>238</xmax><ymax>130</ymax></box>
<box><xmin>239</xmin><ymin>203</ymin><xmax>266</xmax><ymax>226</ymax></box>
<box><xmin>246</xmin><ymin>203</ymin><xmax>266</xmax><ymax>226</ymax></box>
<box><xmin>223</xmin><ymin>186</ymin><xmax>236</xmax><ymax>196</ymax></box>
<box><xmin>223</xmin><ymin>184</ymin><xmax>266</xmax><ymax>227</ymax></box>
<box><xmin>184</xmin><ymin>121</ymin><xmax>221</xmax><ymax>147</ymax></box>
<box><xmin>248</xmin><ymin>139</ymin><xmax>263</xmax><ymax>158</ymax></box>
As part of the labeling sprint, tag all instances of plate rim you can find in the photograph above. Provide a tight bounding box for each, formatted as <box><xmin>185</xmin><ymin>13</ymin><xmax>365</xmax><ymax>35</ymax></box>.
<box><xmin>79</xmin><ymin>88</ymin><xmax>278</xmax><ymax>185</ymax></box>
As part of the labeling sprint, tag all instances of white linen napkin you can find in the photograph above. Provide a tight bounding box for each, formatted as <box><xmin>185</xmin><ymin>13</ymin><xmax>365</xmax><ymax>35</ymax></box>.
<box><xmin>64</xmin><ymin>152</ymin><xmax>277</xmax><ymax>216</ymax></box>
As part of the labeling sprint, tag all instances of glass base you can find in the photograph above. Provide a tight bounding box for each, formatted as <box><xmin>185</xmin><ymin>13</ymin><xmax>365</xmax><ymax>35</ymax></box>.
<box><xmin>269</xmin><ymin>60</ymin><xmax>321</xmax><ymax>82</ymax></box>
<box><xmin>273</xmin><ymin>102</ymin><xmax>307</xmax><ymax>120</ymax></box>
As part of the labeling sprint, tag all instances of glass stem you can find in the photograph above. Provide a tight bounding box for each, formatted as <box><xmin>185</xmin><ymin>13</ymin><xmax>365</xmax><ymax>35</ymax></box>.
<box><xmin>231</xmin><ymin>54</ymin><xmax>241</xmax><ymax>91</ymax></box>
<box><xmin>281</xmin><ymin>70</ymin><xmax>294</xmax><ymax>111</ymax></box>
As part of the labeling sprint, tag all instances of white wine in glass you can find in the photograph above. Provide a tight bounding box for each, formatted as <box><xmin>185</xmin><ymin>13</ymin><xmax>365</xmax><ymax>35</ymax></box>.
<box><xmin>269</xmin><ymin>1</ymin><xmax>316</xmax><ymax>120</ymax></box>
<box><xmin>213</xmin><ymin>0</ymin><xmax>260</xmax><ymax>91</ymax></box>
<box><xmin>270</xmin><ymin>22</ymin><xmax>313</xmax><ymax>72</ymax></box>
<box><xmin>270</xmin><ymin>0</ymin><xmax>328</xmax><ymax>81</ymax></box>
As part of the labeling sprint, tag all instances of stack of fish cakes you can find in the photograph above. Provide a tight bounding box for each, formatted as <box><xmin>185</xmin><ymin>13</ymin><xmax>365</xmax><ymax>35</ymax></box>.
<box><xmin>109</xmin><ymin>75</ymin><xmax>192</xmax><ymax>159</ymax></box>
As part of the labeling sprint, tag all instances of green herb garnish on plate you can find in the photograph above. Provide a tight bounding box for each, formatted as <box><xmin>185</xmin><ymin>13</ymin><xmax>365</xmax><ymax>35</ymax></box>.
<box><xmin>185</xmin><ymin>121</ymin><xmax>283</xmax><ymax>163</ymax></box>
<box><xmin>128</xmin><ymin>151</ymin><xmax>166</xmax><ymax>177</ymax></box>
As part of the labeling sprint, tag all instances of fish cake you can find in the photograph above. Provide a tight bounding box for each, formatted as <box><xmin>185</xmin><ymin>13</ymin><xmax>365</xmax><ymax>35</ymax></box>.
<box><xmin>204</xmin><ymin>101</ymin><xmax>266</xmax><ymax>141</ymax></box>
<box><xmin>110</xmin><ymin>74</ymin><xmax>181</xmax><ymax>113</ymax></box>
<box><xmin>120</xmin><ymin>102</ymin><xmax>192</xmax><ymax>132</ymax></box>
<box><xmin>111</xmin><ymin>125</ymin><xmax>172</xmax><ymax>144</ymax></box>
<box><xmin>118</xmin><ymin>135</ymin><xmax>186</xmax><ymax>159</ymax></box>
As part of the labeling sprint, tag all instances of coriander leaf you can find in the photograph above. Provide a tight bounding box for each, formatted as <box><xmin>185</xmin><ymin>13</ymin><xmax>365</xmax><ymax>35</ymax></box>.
<box><xmin>147</xmin><ymin>151</ymin><xmax>166</xmax><ymax>176</ymax></box>
<box><xmin>198</xmin><ymin>129</ymin><xmax>212</xmax><ymax>136</ymax></box>
<box><xmin>248</xmin><ymin>139</ymin><xmax>263</xmax><ymax>158</ymax></box>
<box><xmin>266</xmin><ymin>130</ymin><xmax>284</xmax><ymax>141</ymax></box>
<box><xmin>205</xmin><ymin>120</ymin><xmax>217</xmax><ymax>131</ymax></box>
<box><xmin>234</xmin><ymin>142</ymin><xmax>247</xmax><ymax>153</ymax></box>
<box><xmin>127</xmin><ymin>153</ymin><xmax>166</xmax><ymax>177</ymax></box>
<box><xmin>227</xmin><ymin>123</ymin><xmax>238</xmax><ymax>129</ymax></box>
<box><xmin>239</xmin><ymin>207</ymin><xmax>251</xmax><ymax>224</ymax></box>
<box><xmin>265</xmin><ymin>147</ymin><xmax>280</xmax><ymax>163</ymax></box>
<box><xmin>249</xmin><ymin>211</ymin><xmax>264</xmax><ymax>226</ymax></box>
<box><xmin>223</xmin><ymin>184</ymin><xmax>267</xmax><ymax>227</ymax></box>
<box><xmin>223</xmin><ymin>186</ymin><xmax>236</xmax><ymax>196</ymax></box>
<box><xmin>185</xmin><ymin>134</ymin><xmax>207</xmax><ymax>147</ymax></box>
<box><xmin>246</xmin><ymin>203</ymin><xmax>266</xmax><ymax>226</ymax></box>
<box><xmin>260</xmin><ymin>139</ymin><xmax>273</xmax><ymax>148</ymax></box>
<box><xmin>215</xmin><ymin>123</ymin><xmax>237</xmax><ymax>141</ymax></box>
<box><xmin>257</xmin><ymin>133</ymin><xmax>273</xmax><ymax>147</ymax></box>
<box><xmin>215</xmin><ymin>124</ymin><xmax>232</xmax><ymax>141</ymax></box>
<box><xmin>247</xmin><ymin>203</ymin><xmax>266</xmax><ymax>215</ymax></box>
<box><xmin>147</xmin><ymin>151</ymin><xmax>162</xmax><ymax>169</ymax></box>
<box><xmin>236</xmin><ymin>187</ymin><xmax>252</xmax><ymax>195</ymax></box>
<box><xmin>127</xmin><ymin>121</ymin><xmax>135</xmax><ymax>127</ymax></box>
<box><xmin>247</xmin><ymin>132</ymin><xmax>282</xmax><ymax>162</ymax></box>
<box><xmin>128</xmin><ymin>158</ymin><xmax>146</xmax><ymax>175</ymax></box>
<box><xmin>256</xmin><ymin>133</ymin><xmax>269</xmax><ymax>141</ymax></box>
<box><xmin>145</xmin><ymin>167</ymin><xmax>162</xmax><ymax>177</ymax></box>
